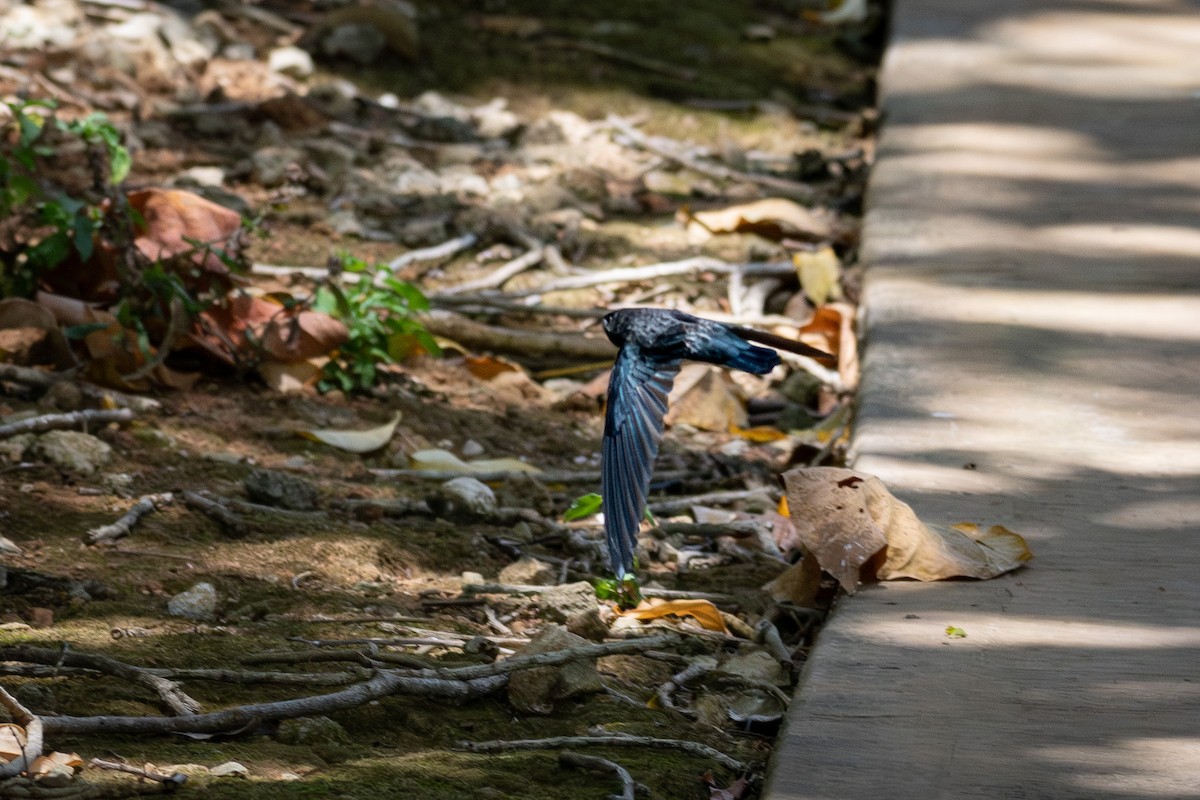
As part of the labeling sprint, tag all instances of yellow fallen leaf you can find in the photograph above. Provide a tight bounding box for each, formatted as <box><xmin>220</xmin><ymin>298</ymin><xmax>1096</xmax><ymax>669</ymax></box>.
<box><xmin>299</xmin><ymin>412</ymin><xmax>402</xmax><ymax>453</ymax></box>
<box><xmin>620</xmin><ymin>599</ymin><xmax>729</xmax><ymax>634</ymax></box>
<box><xmin>793</xmin><ymin>247</ymin><xmax>843</xmax><ymax>306</ymax></box>
<box><xmin>464</xmin><ymin>354</ymin><xmax>522</xmax><ymax>380</ymax></box>
<box><xmin>781</xmin><ymin>467</ymin><xmax>1032</xmax><ymax>592</ymax></box>
<box><xmin>729</xmin><ymin>425</ymin><xmax>789</xmax><ymax>443</ymax></box>
<box><xmin>408</xmin><ymin>449</ymin><xmax>541</xmax><ymax>474</ymax></box>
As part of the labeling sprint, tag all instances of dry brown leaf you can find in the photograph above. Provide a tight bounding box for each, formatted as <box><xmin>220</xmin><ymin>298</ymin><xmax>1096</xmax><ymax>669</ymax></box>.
<box><xmin>620</xmin><ymin>599</ymin><xmax>730</xmax><ymax>634</ymax></box>
<box><xmin>762</xmin><ymin>557</ymin><xmax>822</xmax><ymax>608</ymax></box>
<box><xmin>800</xmin><ymin>302</ymin><xmax>859</xmax><ymax>390</ymax></box>
<box><xmin>193</xmin><ymin>295</ymin><xmax>348</xmax><ymax>366</ymax></box>
<box><xmin>781</xmin><ymin>467</ymin><xmax>1032</xmax><ymax>592</ymax></box>
<box><xmin>0</xmin><ymin>298</ymin><xmax>76</xmax><ymax>369</ymax></box>
<box><xmin>127</xmin><ymin>188</ymin><xmax>243</xmax><ymax>276</ymax></box>
<box><xmin>0</xmin><ymin>723</ymin><xmax>26</xmax><ymax>760</ymax></box>
<box><xmin>665</xmin><ymin>364</ymin><xmax>747</xmax><ymax>432</ymax></box>
<box><xmin>683</xmin><ymin>198</ymin><xmax>833</xmax><ymax>243</ymax></box>
<box><xmin>259</xmin><ymin>357</ymin><xmax>326</xmax><ymax>393</ymax></box>
<box><xmin>464</xmin><ymin>354</ymin><xmax>522</xmax><ymax>381</ymax></box>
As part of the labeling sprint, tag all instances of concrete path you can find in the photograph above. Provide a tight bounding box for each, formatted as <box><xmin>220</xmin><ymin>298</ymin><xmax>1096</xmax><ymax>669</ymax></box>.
<box><xmin>765</xmin><ymin>2</ymin><xmax>1200</xmax><ymax>798</ymax></box>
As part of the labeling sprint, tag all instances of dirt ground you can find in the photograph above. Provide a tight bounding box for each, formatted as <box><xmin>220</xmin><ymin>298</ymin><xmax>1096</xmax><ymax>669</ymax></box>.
<box><xmin>0</xmin><ymin>2</ymin><xmax>882</xmax><ymax>797</ymax></box>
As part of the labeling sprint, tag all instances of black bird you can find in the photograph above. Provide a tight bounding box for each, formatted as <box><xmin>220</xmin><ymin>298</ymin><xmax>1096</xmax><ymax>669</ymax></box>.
<box><xmin>600</xmin><ymin>308</ymin><xmax>832</xmax><ymax>578</ymax></box>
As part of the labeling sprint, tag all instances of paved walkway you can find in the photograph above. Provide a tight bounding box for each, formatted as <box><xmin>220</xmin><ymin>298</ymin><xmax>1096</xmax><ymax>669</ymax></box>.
<box><xmin>765</xmin><ymin>2</ymin><xmax>1200</xmax><ymax>798</ymax></box>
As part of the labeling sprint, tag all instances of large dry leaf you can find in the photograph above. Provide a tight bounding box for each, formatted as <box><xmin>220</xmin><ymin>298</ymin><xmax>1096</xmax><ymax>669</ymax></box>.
<box><xmin>193</xmin><ymin>295</ymin><xmax>348</xmax><ymax>366</ymax></box>
<box><xmin>127</xmin><ymin>188</ymin><xmax>243</xmax><ymax>276</ymax></box>
<box><xmin>409</xmin><ymin>448</ymin><xmax>542</xmax><ymax>475</ymax></box>
<box><xmin>781</xmin><ymin>467</ymin><xmax>1032</xmax><ymax>592</ymax></box>
<box><xmin>665</xmin><ymin>364</ymin><xmax>747</xmax><ymax>432</ymax></box>
<box><xmin>683</xmin><ymin>198</ymin><xmax>833</xmax><ymax>243</ymax></box>
<box><xmin>299</xmin><ymin>412</ymin><xmax>402</xmax><ymax>453</ymax></box>
<box><xmin>620</xmin><ymin>599</ymin><xmax>729</xmax><ymax>634</ymax></box>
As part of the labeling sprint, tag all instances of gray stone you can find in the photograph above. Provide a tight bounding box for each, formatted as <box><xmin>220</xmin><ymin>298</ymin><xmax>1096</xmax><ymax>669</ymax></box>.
<box><xmin>0</xmin><ymin>433</ymin><xmax>35</xmax><ymax>463</ymax></box>
<box><xmin>250</xmin><ymin>146</ymin><xmax>305</xmax><ymax>188</ymax></box>
<box><xmin>498</xmin><ymin>556</ymin><xmax>555</xmax><ymax>586</ymax></box>
<box><xmin>506</xmin><ymin>625</ymin><xmax>604</xmax><ymax>714</ymax></box>
<box><xmin>33</xmin><ymin>431</ymin><xmax>111</xmax><ymax>476</ymax></box>
<box><xmin>268</xmin><ymin>46</ymin><xmax>314</xmax><ymax>79</ymax></box>
<box><xmin>167</xmin><ymin>582</ymin><xmax>218</xmax><ymax>621</ymax></box>
<box><xmin>537</xmin><ymin>581</ymin><xmax>606</xmax><ymax>641</ymax></box>
<box><xmin>244</xmin><ymin>468</ymin><xmax>319</xmax><ymax>510</ymax></box>
<box><xmin>428</xmin><ymin>477</ymin><xmax>496</xmax><ymax>517</ymax></box>
<box><xmin>320</xmin><ymin>23</ymin><xmax>385</xmax><ymax>65</ymax></box>
<box><xmin>461</xmin><ymin>439</ymin><xmax>485</xmax><ymax>458</ymax></box>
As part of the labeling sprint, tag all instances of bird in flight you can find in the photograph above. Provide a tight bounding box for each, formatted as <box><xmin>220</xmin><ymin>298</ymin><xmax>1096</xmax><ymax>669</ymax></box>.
<box><xmin>600</xmin><ymin>308</ymin><xmax>832</xmax><ymax>578</ymax></box>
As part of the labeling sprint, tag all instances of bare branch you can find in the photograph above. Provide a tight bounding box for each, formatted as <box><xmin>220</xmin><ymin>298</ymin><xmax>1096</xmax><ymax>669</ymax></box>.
<box><xmin>458</xmin><ymin>733</ymin><xmax>745</xmax><ymax>772</ymax></box>
<box><xmin>0</xmin><ymin>684</ymin><xmax>42</xmax><ymax>778</ymax></box>
<box><xmin>558</xmin><ymin>751</ymin><xmax>639</xmax><ymax>800</ymax></box>
<box><xmin>0</xmin><ymin>408</ymin><xmax>133</xmax><ymax>440</ymax></box>
<box><xmin>84</xmin><ymin>492</ymin><xmax>173</xmax><ymax>545</ymax></box>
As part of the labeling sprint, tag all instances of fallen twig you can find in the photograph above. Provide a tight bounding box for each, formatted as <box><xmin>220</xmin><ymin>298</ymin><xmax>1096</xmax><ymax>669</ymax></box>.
<box><xmin>422</xmin><ymin>309</ymin><xmax>615</xmax><ymax>360</ymax></box>
<box><xmin>504</xmin><ymin>257</ymin><xmax>796</xmax><ymax>298</ymax></box>
<box><xmin>0</xmin><ymin>408</ymin><xmax>133</xmax><ymax>440</ymax></box>
<box><xmin>0</xmin><ymin>646</ymin><xmax>200</xmax><ymax>718</ymax></box>
<box><xmin>384</xmin><ymin>233</ymin><xmax>479</xmax><ymax>275</ymax></box>
<box><xmin>607</xmin><ymin>115</ymin><xmax>815</xmax><ymax>201</ymax></box>
<box><xmin>558</xmin><ymin>751</ymin><xmax>640</xmax><ymax>800</ymax></box>
<box><xmin>181</xmin><ymin>491</ymin><xmax>247</xmax><ymax>535</ymax></box>
<box><xmin>458</xmin><ymin>732</ymin><xmax>745</xmax><ymax>772</ymax></box>
<box><xmin>84</xmin><ymin>492</ymin><xmax>173</xmax><ymax>545</ymax></box>
<box><xmin>647</xmin><ymin>487</ymin><xmax>779</xmax><ymax>516</ymax></box>
<box><xmin>88</xmin><ymin>759</ymin><xmax>187</xmax><ymax>788</ymax></box>
<box><xmin>755</xmin><ymin>619</ymin><xmax>794</xmax><ymax>665</ymax></box>
<box><xmin>435</xmin><ymin>246</ymin><xmax>546</xmax><ymax>296</ymax></box>
<box><xmin>656</xmin><ymin>657</ymin><xmax>716</xmax><ymax>713</ymax></box>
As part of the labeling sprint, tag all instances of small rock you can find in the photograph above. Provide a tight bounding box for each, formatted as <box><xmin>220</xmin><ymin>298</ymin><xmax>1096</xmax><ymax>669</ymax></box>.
<box><xmin>244</xmin><ymin>468</ymin><xmax>319</xmax><ymax>510</ymax></box>
<box><xmin>537</xmin><ymin>581</ymin><xmax>607</xmax><ymax>641</ymax></box>
<box><xmin>461</xmin><ymin>571</ymin><xmax>485</xmax><ymax>585</ymax></box>
<box><xmin>268</xmin><ymin>45</ymin><xmax>314</xmax><ymax>79</ymax></box>
<box><xmin>428</xmin><ymin>477</ymin><xmax>496</xmax><ymax>517</ymax></box>
<box><xmin>498</xmin><ymin>556</ymin><xmax>555</xmax><ymax>586</ymax></box>
<box><xmin>461</xmin><ymin>439</ymin><xmax>485</xmax><ymax>458</ymax></box>
<box><xmin>320</xmin><ymin>23</ymin><xmax>386</xmax><ymax>65</ymax></box>
<box><xmin>276</xmin><ymin>716</ymin><xmax>350</xmax><ymax>745</ymax></box>
<box><xmin>718</xmin><ymin>647</ymin><xmax>788</xmax><ymax>686</ymax></box>
<box><xmin>743</xmin><ymin>23</ymin><xmax>777</xmax><ymax>41</ymax></box>
<box><xmin>167</xmin><ymin>582</ymin><xmax>218</xmax><ymax>621</ymax></box>
<box><xmin>506</xmin><ymin>625</ymin><xmax>604</xmax><ymax>714</ymax></box>
<box><xmin>209</xmin><ymin>762</ymin><xmax>249</xmax><ymax>778</ymax></box>
<box><xmin>0</xmin><ymin>433</ymin><xmax>35</xmax><ymax>463</ymax></box>
<box><xmin>38</xmin><ymin>381</ymin><xmax>83</xmax><ymax>412</ymax></box>
<box><xmin>250</xmin><ymin>146</ymin><xmax>305</xmax><ymax>188</ymax></box>
<box><xmin>33</xmin><ymin>431</ymin><xmax>111</xmax><ymax>476</ymax></box>
<box><xmin>471</xmin><ymin>98</ymin><xmax>521</xmax><ymax>139</ymax></box>
<box><xmin>176</xmin><ymin>166</ymin><xmax>226</xmax><ymax>187</ymax></box>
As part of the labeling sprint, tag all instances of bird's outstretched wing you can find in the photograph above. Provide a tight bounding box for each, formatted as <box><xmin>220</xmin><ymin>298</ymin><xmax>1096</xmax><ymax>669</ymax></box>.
<box><xmin>601</xmin><ymin>344</ymin><xmax>681</xmax><ymax>578</ymax></box>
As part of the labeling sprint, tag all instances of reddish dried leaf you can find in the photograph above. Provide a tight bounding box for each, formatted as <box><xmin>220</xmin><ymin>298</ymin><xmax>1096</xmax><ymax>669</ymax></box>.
<box><xmin>127</xmin><ymin>188</ymin><xmax>242</xmax><ymax>274</ymax></box>
<box><xmin>193</xmin><ymin>295</ymin><xmax>348</xmax><ymax>366</ymax></box>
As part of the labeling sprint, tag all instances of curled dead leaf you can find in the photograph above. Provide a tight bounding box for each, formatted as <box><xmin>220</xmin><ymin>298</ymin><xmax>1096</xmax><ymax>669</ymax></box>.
<box><xmin>781</xmin><ymin>467</ymin><xmax>1032</xmax><ymax>592</ymax></box>
<box><xmin>683</xmin><ymin>198</ymin><xmax>833</xmax><ymax>243</ymax></box>
<box><xmin>299</xmin><ymin>412</ymin><xmax>402</xmax><ymax>454</ymax></box>
<box><xmin>127</xmin><ymin>188</ymin><xmax>243</xmax><ymax>277</ymax></box>
<box><xmin>193</xmin><ymin>295</ymin><xmax>348</xmax><ymax>367</ymax></box>
<box><xmin>619</xmin><ymin>599</ymin><xmax>729</xmax><ymax>634</ymax></box>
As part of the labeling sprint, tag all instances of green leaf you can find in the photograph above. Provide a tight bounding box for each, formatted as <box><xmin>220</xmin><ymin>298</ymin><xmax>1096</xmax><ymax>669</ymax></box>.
<box><xmin>109</xmin><ymin>145</ymin><xmax>131</xmax><ymax>184</ymax></box>
<box><xmin>63</xmin><ymin>322</ymin><xmax>111</xmax><ymax>339</ymax></box>
<box><xmin>563</xmin><ymin>493</ymin><xmax>603</xmax><ymax>521</ymax></box>
<box><xmin>71</xmin><ymin>212</ymin><xmax>95</xmax><ymax>262</ymax></box>
<box><xmin>945</xmin><ymin>626</ymin><xmax>968</xmax><ymax>639</ymax></box>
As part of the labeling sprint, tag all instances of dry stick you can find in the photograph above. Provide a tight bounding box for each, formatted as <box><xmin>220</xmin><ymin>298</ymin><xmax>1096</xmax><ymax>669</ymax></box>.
<box><xmin>0</xmin><ymin>408</ymin><xmax>133</xmax><ymax>440</ymax></box>
<box><xmin>84</xmin><ymin>492</ymin><xmax>173</xmax><ymax>545</ymax></box>
<box><xmin>35</xmin><ymin>637</ymin><xmax>670</xmax><ymax>736</ymax></box>
<box><xmin>542</xmin><ymin>37</ymin><xmax>697</xmax><ymax>82</ymax></box>
<box><xmin>502</xmin><ymin>257</ymin><xmax>797</xmax><ymax>298</ymax></box>
<box><xmin>755</xmin><ymin>619</ymin><xmax>794</xmax><ymax>665</ymax></box>
<box><xmin>458</xmin><ymin>733</ymin><xmax>745</xmax><ymax>772</ymax></box>
<box><xmin>558</xmin><ymin>751</ymin><xmax>638</xmax><ymax>800</ymax></box>
<box><xmin>0</xmin><ymin>684</ymin><xmax>42</xmax><ymax>778</ymax></box>
<box><xmin>423</xmin><ymin>309</ymin><xmax>615</xmax><ymax>360</ymax></box>
<box><xmin>181</xmin><ymin>490</ymin><xmax>246</xmax><ymax>534</ymax></box>
<box><xmin>656</xmin><ymin>657</ymin><xmax>717</xmax><ymax>712</ymax></box>
<box><xmin>250</xmin><ymin>233</ymin><xmax>480</xmax><ymax>285</ymax></box>
<box><xmin>647</xmin><ymin>487</ymin><xmax>779</xmax><ymax>516</ymax></box>
<box><xmin>432</xmin><ymin>295</ymin><xmax>604</xmax><ymax>320</ymax></box>
<box><xmin>435</xmin><ymin>246</ymin><xmax>546</xmax><ymax>296</ymax></box>
<box><xmin>607</xmin><ymin>114</ymin><xmax>815</xmax><ymax>201</ymax></box>
<box><xmin>385</xmin><ymin>233</ymin><xmax>479</xmax><ymax>274</ymax></box>
<box><xmin>88</xmin><ymin>759</ymin><xmax>187</xmax><ymax>788</ymax></box>
<box><xmin>0</xmin><ymin>646</ymin><xmax>200</xmax><ymax>718</ymax></box>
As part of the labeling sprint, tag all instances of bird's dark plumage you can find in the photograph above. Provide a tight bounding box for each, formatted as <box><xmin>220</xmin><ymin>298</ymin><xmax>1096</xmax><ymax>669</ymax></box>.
<box><xmin>599</xmin><ymin>308</ymin><xmax>830</xmax><ymax>578</ymax></box>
